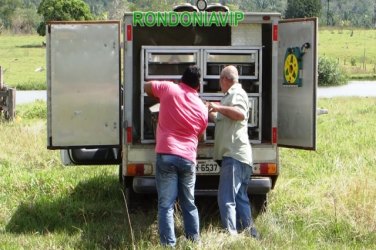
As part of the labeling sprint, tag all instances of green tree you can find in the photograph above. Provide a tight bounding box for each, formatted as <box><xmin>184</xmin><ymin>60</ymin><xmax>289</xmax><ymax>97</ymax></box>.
<box><xmin>11</xmin><ymin>7</ymin><xmax>41</xmax><ymax>34</ymax></box>
<box><xmin>23</xmin><ymin>0</ymin><xmax>42</xmax><ymax>8</ymax></box>
<box><xmin>0</xmin><ymin>0</ymin><xmax>22</xmax><ymax>28</ymax></box>
<box><xmin>285</xmin><ymin>0</ymin><xmax>321</xmax><ymax>18</ymax></box>
<box><xmin>107</xmin><ymin>0</ymin><xmax>130</xmax><ymax>20</ymax></box>
<box><xmin>250</xmin><ymin>0</ymin><xmax>287</xmax><ymax>12</ymax></box>
<box><xmin>127</xmin><ymin>0</ymin><xmax>184</xmax><ymax>11</ymax></box>
<box><xmin>222</xmin><ymin>0</ymin><xmax>282</xmax><ymax>12</ymax></box>
<box><xmin>321</xmin><ymin>0</ymin><xmax>374</xmax><ymax>27</ymax></box>
<box><xmin>37</xmin><ymin>0</ymin><xmax>93</xmax><ymax>36</ymax></box>
<box><xmin>83</xmin><ymin>0</ymin><xmax>109</xmax><ymax>17</ymax></box>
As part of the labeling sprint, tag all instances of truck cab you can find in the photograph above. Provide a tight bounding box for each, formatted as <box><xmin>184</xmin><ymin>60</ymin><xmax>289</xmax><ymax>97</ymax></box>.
<box><xmin>46</xmin><ymin>4</ymin><xmax>317</xmax><ymax>215</ymax></box>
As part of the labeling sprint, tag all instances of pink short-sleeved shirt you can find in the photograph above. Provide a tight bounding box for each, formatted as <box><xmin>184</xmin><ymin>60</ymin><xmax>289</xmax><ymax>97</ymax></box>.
<box><xmin>151</xmin><ymin>81</ymin><xmax>208</xmax><ymax>163</ymax></box>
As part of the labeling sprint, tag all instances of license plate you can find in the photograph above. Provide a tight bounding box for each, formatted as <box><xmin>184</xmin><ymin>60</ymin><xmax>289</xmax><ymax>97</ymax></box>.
<box><xmin>196</xmin><ymin>160</ymin><xmax>220</xmax><ymax>174</ymax></box>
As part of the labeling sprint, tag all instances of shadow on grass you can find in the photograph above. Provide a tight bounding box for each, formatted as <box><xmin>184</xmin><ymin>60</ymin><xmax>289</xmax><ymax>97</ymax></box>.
<box><xmin>16</xmin><ymin>44</ymin><xmax>45</xmax><ymax>48</ymax></box>
<box><xmin>6</xmin><ymin>174</ymin><xmax>223</xmax><ymax>248</ymax></box>
<box><xmin>5</xmin><ymin>175</ymin><xmax>158</xmax><ymax>249</ymax></box>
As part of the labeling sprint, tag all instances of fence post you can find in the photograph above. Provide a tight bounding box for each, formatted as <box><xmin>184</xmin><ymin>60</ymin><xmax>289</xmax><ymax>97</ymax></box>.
<box><xmin>0</xmin><ymin>66</ymin><xmax>4</xmax><ymax>118</ymax></box>
<box><xmin>6</xmin><ymin>88</ymin><xmax>16</xmax><ymax>120</ymax></box>
<box><xmin>0</xmin><ymin>65</ymin><xmax>16</xmax><ymax>120</ymax></box>
<box><xmin>0</xmin><ymin>66</ymin><xmax>3</xmax><ymax>89</ymax></box>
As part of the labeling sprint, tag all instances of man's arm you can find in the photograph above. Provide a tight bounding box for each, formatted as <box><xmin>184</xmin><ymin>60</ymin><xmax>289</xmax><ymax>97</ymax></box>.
<box><xmin>144</xmin><ymin>81</ymin><xmax>154</xmax><ymax>97</ymax></box>
<box><xmin>208</xmin><ymin>102</ymin><xmax>245</xmax><ymax>121</ymax></box>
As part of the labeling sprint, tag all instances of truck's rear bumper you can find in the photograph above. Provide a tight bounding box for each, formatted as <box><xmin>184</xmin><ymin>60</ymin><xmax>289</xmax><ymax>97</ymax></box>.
<box><xmin>132</xmin><ymin>176</ymin><xmax>272</xmax><ymax>196</ymax></box>
<box><xmin>247</xmin><ymin>177</ymin><xmax>272</xmax><ymax>194</ymax></box>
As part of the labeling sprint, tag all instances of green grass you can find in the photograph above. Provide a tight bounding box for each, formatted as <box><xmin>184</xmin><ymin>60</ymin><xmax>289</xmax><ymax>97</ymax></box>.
<box><xmin>0</xmin><ymin>35</ymin><xmax>46</xmax><ymax>90</ymax></box>
<box><xmin>319</xmin><ymin>28</ymin><xmax>376</xmax><ymax>79</ymax></box>
<box><xmin>1</xmin><ymin>98</ymin><xmax>375</xmax><ymax>249</ymax></box>
<box><xmin>0</xmin><ymin>28</ymin><xmax>375</xmax><ymax>90</ymax></box>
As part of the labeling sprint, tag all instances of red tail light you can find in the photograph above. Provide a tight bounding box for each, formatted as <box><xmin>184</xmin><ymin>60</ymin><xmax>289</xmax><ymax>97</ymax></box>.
<box><xmin>127</xmin><ymin>25</ymin><xmax>132</xmax><ymax>41</ymax></box>
<box><xmin>127</xmin><ymin>164</ymin><xmax>153</xmax><ymax>176</ymax></box>
<box><xmin>253</xmin><ymin>163</ymin><xmax>277</xmax><ymax>175</ymax></box>
<box><xmin>127</xmin><ymin>127</ymin><xmax>132</xmax><ymax>143</ymax></box>
<box><xmin>272</xmin><ymin>127</ymin><xmax>277</xmax><ymax>144</ymax></box>
<box><xmin>273</xmin><ymin>24</ymin><xmax>278</xmax><ymax>41</ymax></box>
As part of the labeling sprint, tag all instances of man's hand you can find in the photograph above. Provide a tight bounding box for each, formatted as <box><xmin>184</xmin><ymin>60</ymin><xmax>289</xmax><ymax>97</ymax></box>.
<box><xmin>208</xmin><ymin>102</ymin><xmax>220</xmax><ymax>113</ymax></box>
<box><xmin>208</xmin><ymin>102</ymin><xmax>245</xmax><ymax>121</ymax></box>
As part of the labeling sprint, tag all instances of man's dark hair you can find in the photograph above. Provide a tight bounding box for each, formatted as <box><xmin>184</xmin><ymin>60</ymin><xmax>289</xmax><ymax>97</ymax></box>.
<box><xmin>181</xmin><ymin>65</ymin><xmax>201</xmax><ymax>89</ymax></box>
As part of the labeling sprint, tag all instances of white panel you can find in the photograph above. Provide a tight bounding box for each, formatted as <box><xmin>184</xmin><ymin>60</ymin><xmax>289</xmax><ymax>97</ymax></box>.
<box><xmin>231</xmin><ymin>23</ymin><xmax>262</xmax><ymax>46</ymax></box>
<box><xmin>278</xmin><ymin>18</ymin><xmax>317</xmax><ymax>149</ymax></box>
<box><xmin>48</xmin><ymin>22</ymin><xmax>120</xmax><ymax>147</ymax></box>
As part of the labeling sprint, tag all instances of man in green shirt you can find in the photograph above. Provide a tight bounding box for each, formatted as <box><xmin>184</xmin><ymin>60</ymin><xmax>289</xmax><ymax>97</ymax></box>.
<box><xmin>208</xmin><ymin>65</ymin><xmax>259</xmax><ymax>238</ymax></box>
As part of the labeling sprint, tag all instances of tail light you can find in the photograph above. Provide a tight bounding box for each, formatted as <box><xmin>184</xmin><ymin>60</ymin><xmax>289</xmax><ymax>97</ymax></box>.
<box><xmin>273</xmin><ymin>24</ymin><xmax>278</xmax><ymax>41</ymax></box>
<box><xmin>127</xmin><ymin>164</ymin><xmax>153</xmax><ymax>176</ymax></box>
<box><xmin>126</xmin><ymin>127</ymin><xmax>132</xmax><ymax>143</ymax></box>
<box><xmin>253</xmin><ymin>163</ymin><xmax>277</xmax><ymax>175</ymax></box>
<box><xmin>126</xmin><ymin>24</ymin><xmax>132</xmax><ymax>41</ymax></box>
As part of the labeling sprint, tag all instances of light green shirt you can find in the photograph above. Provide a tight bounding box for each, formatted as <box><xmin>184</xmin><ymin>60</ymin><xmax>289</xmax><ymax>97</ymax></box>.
<box><xmin>213</xmin><ymin>83</ymin><xmax>253</xmax><ymax>166</ymax></box>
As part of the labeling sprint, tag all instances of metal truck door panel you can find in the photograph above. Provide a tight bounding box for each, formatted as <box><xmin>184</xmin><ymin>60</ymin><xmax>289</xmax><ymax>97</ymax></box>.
<box><xmin>47</xmin><ymin>22</ymin><xmax>121</xmax><ymax>148</ymax></box>
<box><xmin>277</xmin><ymin>18</ymin><xmax>317</xmax><ymax>149</ymax></box>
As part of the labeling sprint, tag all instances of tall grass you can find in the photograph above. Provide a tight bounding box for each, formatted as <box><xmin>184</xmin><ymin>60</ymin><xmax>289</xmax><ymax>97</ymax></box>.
<box><xmin>263</xmin><ymin>97</ymin><xmax>376</xmax><ymax>248</ymax></box>
<box><xmin>1</xmin><ymin>97</ymin><xmax>375</xmax><ymax>249</ymax></box>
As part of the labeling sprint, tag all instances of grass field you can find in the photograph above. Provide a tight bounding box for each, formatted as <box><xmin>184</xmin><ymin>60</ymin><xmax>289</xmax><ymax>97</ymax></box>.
<box><xmin>0</xmin><ymin>35</ymin><xmax>46</xmax><ymax>90</ymax></box>
<box><xmin>0</xmin><ymin>27</ymin><xmax>375</xmax><ymax>90</ymax></box>
<box><xmin>0</xmin><ymin>98</ymin><xmax>375</xmax><ymax>249</ymax></box>
<box><xmin>319</xmin><ymin>28</ymin><xmax>376</xmax><ymax>79</ymax></box>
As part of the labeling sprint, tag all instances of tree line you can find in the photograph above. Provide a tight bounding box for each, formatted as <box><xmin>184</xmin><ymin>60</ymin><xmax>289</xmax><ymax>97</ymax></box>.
<box><xmin>0</xmin><ymin>0</ymin><xmax>375</xmax><ymax>35</ymax></box>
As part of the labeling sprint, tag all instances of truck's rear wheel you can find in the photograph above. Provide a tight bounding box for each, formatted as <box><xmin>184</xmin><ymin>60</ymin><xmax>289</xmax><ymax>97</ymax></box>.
<box><xmin>250</xmin><ymin>194</ymin><xmax>267</xmax><ymax>218</ymax></box>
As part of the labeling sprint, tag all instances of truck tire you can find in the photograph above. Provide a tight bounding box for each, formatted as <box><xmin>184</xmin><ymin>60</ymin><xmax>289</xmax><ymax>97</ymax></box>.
<box><xmin>250</xmin><ymin>194</ymin><xmax>267</xmax><ymax>218</ymax></box>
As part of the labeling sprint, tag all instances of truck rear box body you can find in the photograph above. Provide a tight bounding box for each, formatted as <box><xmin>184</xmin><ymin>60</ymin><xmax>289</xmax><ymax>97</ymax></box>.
<box><xmin>47</xmin><ymin>12</ymin><xmax>317</xmax><ymax>199</ymax></box>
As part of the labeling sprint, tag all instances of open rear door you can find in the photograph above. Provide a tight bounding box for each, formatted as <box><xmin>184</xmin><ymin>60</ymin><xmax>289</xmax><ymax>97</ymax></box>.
<box><xmin>47</xmin><ymin>21</ymin><xmax>121</xmax><ymax>149</ymax></box>
<box><xmin>277</xmin><ymin>18</ymin><xmax>317</xmax><ymax>150</ymax></box>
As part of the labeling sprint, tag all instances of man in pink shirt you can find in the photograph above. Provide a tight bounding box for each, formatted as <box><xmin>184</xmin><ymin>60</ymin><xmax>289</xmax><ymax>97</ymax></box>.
<box><xmin>144</xmin><ymin>65</ymin><xmax>208</xmax><ymax>247</ymax></box>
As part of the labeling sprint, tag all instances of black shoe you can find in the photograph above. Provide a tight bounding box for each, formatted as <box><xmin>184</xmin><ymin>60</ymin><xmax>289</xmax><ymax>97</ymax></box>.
<box><xmin>249</xmin><ymin>227</ymin><xmax>260</xmax><ymax>240</ymax></box>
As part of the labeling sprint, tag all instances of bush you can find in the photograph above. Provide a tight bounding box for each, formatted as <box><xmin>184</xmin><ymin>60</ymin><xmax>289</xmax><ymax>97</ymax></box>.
<box><xmin>350</xmin><ymin>58</ymin><xmax>356</xmax><ymax>66</ymax></box>
<box><xmin>318</xmin><ymin>56</ymin><xmax>348</xmax><ymax>86</ymax></box>
<box><xmin>17</xmin><ymin>100</ymin><xmax>47</xmax><ymax>119</ymax></box>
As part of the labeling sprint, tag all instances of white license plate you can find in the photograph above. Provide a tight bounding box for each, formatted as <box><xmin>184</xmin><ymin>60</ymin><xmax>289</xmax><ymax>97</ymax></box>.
<box><xmin>196</xmin><ymin>160</ymin><xmax>220</xmax><ymax>174</ymax></box>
